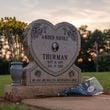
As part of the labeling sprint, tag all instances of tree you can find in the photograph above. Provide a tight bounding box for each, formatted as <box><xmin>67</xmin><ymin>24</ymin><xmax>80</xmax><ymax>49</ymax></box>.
<box><xmin>97</xmin><ymin>53</ymin><xmax>110</xmax><ymax>71</ymax></box>
<box><xmin>88</xmin><ymin>29</ymin><xmax>105</xmax><ymax>52</ymax></box>
<box><xmin>77</xmin><ymin>26</ymin><xmax>110</xmax><ymax>72</ymax></box>
<box><xmin>103</xmin><ymin>29</ymin><xmax>110</xmax><ymax>53</ymax></box>
<box><xmin>0</xmin><ymin>17</ymin><xmax>27</xmax><ymax>61</ymax></box>
<box><xmin>75</xmin><ymin>25</ymin><xmax>96</xmax><ymax>72</ymax></box>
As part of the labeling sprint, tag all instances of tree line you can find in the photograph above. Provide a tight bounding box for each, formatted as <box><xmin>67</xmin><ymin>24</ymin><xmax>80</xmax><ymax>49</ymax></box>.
<box><xmin>76</xmin><ymin>25</ymin><xmax>110</xmax><ymax>72</ymax></box>
<box><xmin>0</xmin><ymin>17</ymin><xmax>110</xmax><ymax>74</ymax></box>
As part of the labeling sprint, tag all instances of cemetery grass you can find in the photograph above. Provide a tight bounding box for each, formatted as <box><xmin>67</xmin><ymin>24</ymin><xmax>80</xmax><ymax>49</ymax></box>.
<box><xmin>0</xmin><ymin>104</ymin><xmax>28</xmax><ymax>110</ymax></box>
<box><xmin>81</xmin><ymin>72</ymin><xmax>110</xmax><ymax>91</ymax></box>
<box><xmin>0</xmin><ymin>75</ymin><xmax>11</xmax><ymax>97</ymax></box>
<box><xmin>0</xmin><ymin>72</ymin><xmax>110</xmax><ymax>97</ymax></box>
<box><xmin>0</xmin><ymin>73</ymin><xmax>110</xmax><ymax>110</ymax></box>
<box><xmin>0</xmin><ymin>75</ymin><xmax>29</xmax><ymax>110</ymax></box>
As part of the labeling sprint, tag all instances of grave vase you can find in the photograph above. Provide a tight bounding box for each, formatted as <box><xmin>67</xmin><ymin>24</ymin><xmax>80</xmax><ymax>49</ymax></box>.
<box><xmin>10</xmin><ymin>62</ymin><xmax>23</xmax><ymax>86</ymax></box>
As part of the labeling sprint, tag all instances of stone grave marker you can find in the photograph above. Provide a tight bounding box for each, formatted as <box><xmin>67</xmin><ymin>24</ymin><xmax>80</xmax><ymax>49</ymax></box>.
<box><xmin>4</xmin><ymin>19</ymin><xmax>81</xmax><ymax>101</ymax></box>
<box><xmin>23</xmin><ymin>19</ymin><xmax>81</xmax><ymax>86</ymax></box>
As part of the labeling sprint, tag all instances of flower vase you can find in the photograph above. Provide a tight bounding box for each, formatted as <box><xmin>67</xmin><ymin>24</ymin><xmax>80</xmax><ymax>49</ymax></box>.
<box><xmin>10</xmin><ymin>62</ymin><xmax>23</xmax><ymax>86</ymax></box>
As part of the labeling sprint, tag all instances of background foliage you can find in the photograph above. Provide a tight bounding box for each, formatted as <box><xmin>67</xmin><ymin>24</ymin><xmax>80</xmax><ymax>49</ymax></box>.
<box><xmin>0</xmin><ymin>17</ymin><xmax>109</xmax><ymax>74</ymax></box>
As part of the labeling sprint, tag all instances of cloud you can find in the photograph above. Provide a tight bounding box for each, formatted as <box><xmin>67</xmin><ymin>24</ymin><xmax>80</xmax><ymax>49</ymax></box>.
<box><xmin>0</xmin><ymin>0</ymin><xmax>110</xmax><ymax>30</ymax></box>
<box><xmin>21</xmin><ymin>0</ymin><xmax>39</xmax><ymax>8</ymax></box>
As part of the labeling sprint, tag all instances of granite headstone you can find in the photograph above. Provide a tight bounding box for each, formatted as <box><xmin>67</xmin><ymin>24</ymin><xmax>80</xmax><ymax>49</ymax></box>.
<box><xmin>4</xmin><ymin>19</ymin><xmax>81</xmax><ymax>101</ymax></box>
<box><xmin>23</xmin><ymin>19</ymin><xmax>81</xmax><ymax>86</ymax></box>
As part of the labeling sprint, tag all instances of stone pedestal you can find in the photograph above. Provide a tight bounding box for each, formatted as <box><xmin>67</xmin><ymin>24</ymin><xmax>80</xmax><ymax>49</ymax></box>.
<box><xmin>4</xmin><ymin>84</ymin><xmax>79</xmax><ymax>102</ymax></box>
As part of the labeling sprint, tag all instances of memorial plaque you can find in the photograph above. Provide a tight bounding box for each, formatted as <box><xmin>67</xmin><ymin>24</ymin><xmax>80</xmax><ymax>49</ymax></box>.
<box><xmin>23</xmin><ymin>19</ymin><xmax>81</xmax><ymax>86</ymax></box>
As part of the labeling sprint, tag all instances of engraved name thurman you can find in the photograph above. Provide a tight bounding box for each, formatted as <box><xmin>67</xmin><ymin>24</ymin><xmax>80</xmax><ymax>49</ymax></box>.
<box><xmin>26</xmin><ymin>20</ymin><xmax>80</xmax><ymax>76</ymax></box>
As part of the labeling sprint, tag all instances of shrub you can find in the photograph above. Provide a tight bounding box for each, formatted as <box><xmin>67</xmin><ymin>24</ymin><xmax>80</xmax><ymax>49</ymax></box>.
<box><xmin>98</xmin><ymin>53</ymin><xmax>110</xmax><ymax>71</ymax></box>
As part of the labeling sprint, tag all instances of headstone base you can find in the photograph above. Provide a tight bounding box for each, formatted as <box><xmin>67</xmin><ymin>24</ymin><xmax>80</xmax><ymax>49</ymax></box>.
<box><xmin>4</xmin><ymin>84</ymin><xmax>78</xmax><ymax>102</ymax></box>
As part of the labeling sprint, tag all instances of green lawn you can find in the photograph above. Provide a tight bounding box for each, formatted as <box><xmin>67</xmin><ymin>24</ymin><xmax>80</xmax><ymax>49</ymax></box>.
<box><xmin>81</xmin><ymin>72</ymin><xmax>110</xmax><ymax>90</ymax></box>
<box><xmin>0</xmin><ymin>75</ymin><xmax>11</xmax><ymax>97</ymax></box>
<box><xmin>0</xmin><ymin>72</ymin><xmax>110</xmax><ymax>97</ymax></box>
<box><xmin>0</xmin><ymin>104</ymin><xmax>28</xmax><ymax>110</ymax></box>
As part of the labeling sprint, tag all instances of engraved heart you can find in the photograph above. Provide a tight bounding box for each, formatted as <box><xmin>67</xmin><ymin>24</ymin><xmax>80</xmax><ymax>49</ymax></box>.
<box><xmin>27</xmin><ymin>19</ymin><xmax>80</xmax><ymax>76</ymax></box>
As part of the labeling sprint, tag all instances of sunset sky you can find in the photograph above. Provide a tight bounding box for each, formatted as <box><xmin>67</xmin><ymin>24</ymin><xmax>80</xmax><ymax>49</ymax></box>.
<box><xmin>0</xmin><ymin>0</ymin><xmax>110</xmax><ymax>31</ymax></box>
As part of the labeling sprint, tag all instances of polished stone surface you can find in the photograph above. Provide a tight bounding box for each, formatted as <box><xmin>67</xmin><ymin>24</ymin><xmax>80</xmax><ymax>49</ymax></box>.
<box><xmin>23</xmin><ymin>19</ymin><xmax>81</xmax><ymax>86</ymax></box>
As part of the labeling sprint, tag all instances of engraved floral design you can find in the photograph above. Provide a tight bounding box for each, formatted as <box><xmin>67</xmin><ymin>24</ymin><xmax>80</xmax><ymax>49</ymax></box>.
<box><xmin>31</xmin><ymin>23</ymin><xmax>47</xmax><ymax>39</ymax></box>
<box><xmin>63</xmin><ymin>26</ymin><xmax>78</xmax><ymax>41</ymax></box>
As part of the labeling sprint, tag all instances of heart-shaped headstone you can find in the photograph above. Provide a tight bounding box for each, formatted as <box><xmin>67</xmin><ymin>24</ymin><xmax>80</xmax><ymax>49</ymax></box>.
<box><xmin>27</xmin><ymin>19</ymin><xmax>80</xmax><ymax>76</ymax></box>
